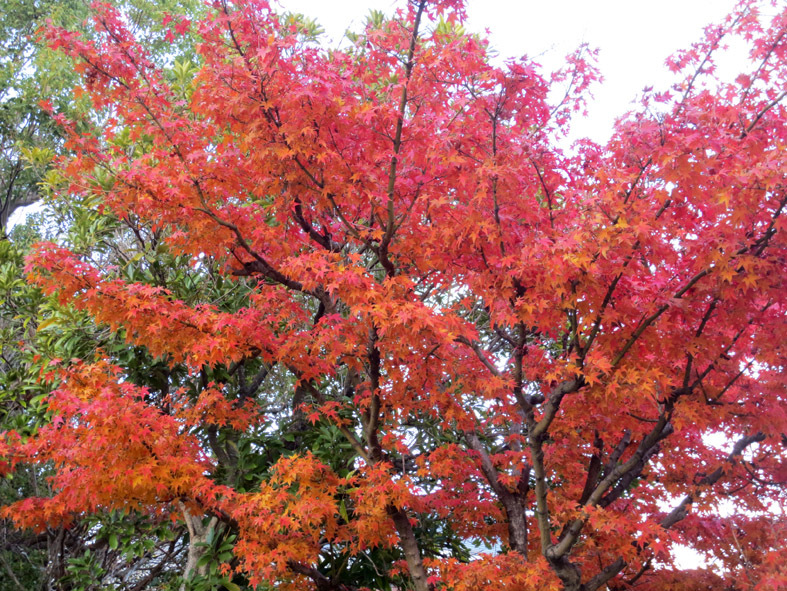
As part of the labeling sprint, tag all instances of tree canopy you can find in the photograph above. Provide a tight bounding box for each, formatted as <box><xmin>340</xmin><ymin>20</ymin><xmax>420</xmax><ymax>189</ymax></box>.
<box><xmin>2</xmin><ymin>0</ymin><xmax>786</xmax><ymax>590</ymax></box>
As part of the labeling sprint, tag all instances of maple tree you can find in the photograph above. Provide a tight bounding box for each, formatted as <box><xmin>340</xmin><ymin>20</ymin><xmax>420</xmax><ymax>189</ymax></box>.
<box><xmin>1</xmin><ymin>0</ymin><xmax>787</xmax><ymax>589</ymax></box>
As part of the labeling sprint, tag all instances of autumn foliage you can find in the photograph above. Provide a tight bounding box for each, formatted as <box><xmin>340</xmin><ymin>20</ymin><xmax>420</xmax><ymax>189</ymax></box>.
<box><xmin>2</xmin><ymin>0</ymin><xmax>787</xmax><ymax>589</ymax></box>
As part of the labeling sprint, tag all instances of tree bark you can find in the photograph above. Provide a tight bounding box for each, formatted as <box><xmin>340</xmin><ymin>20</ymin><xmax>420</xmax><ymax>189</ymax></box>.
<box><xmin>179</xmin><ymin>503</ymin><xmax>218</xmax><ymax>589</ymax></box>
<box><xmin>389</xmin><ymin>507</ymin><xmax>431</xmax><ymax>591</ymax></box>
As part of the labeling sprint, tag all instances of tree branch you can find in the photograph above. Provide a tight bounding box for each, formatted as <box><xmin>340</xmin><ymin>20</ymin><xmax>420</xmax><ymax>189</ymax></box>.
<box><xmin>465</xmin><ymin>431</ymin><xmax>529</xmax><ymax>556</ymax></box>
<box><xmin>661</xmin><ymin>432</ymin><xmax>765</xmax><ymax>529</ymax></box>
<box><xmin>583</xmin><ymin>557</ymin><xmax>626</xmax><ymax>591</ymax></box>
<box><xmin>378</xmin><ymin>0</ymin><xmax>427</xmax><ymax>277</ymax></box>
<box><xmin>287</xmin><ymin>560</ymin><xmax>359</xmax><ymax>591</ymax></box>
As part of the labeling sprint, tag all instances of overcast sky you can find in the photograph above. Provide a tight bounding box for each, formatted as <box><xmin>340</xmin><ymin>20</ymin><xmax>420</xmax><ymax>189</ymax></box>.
<box><xmin>282</xmin><ymin>0</ymin><xmax>743</xmax><ymax>142</ymax></box>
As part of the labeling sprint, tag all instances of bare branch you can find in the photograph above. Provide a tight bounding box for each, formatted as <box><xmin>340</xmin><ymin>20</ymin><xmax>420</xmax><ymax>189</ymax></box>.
<box><xmin>455</xmin><ymin>336</ymin><xmax>501</xmax><ymax>377</ymax></box>
<box><xmin>584</xmin><ymin>557</ymin><xmax>626</xmax><ymax>591</ymax></box>
<box><xmin>287</xmin><ymin>560</ymin><xmax>359</xmax><ymax>591</ymax></box>
<box><xmin>661</xmin><ymin>432</ymin><xmax>765</xmax><ymax>529</ymax></box>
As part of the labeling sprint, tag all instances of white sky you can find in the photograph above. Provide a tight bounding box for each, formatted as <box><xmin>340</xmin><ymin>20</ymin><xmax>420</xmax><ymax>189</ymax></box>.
<box><xmin>281</xmin><ymin>0</ymin><xmax>743</xmax><ymax>142</ymax></box>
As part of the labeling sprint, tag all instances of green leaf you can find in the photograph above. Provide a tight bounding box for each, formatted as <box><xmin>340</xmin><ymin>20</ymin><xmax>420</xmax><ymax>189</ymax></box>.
<box><xmin>339</xmin><ymin>499</ymin><xmax>349</xmax><ymax>523</ymax></box>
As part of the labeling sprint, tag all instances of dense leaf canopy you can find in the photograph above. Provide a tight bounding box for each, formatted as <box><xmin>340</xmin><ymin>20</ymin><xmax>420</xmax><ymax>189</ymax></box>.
<box><xmin>1</xmin><ymin>1</ymin><xmax>786</xmax><ymax>590</ymax></box>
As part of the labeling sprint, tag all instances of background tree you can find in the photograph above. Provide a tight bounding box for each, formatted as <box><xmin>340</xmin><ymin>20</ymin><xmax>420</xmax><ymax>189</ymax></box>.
<box><xmin>0</xmin><ymin>0</ymin><xmax>217</xmax><ymax>588</ymax></box>
<box><xmin>2</xmin><ymin>0</ymin><xmax>787</xmax><ymax>590</ymax></box>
